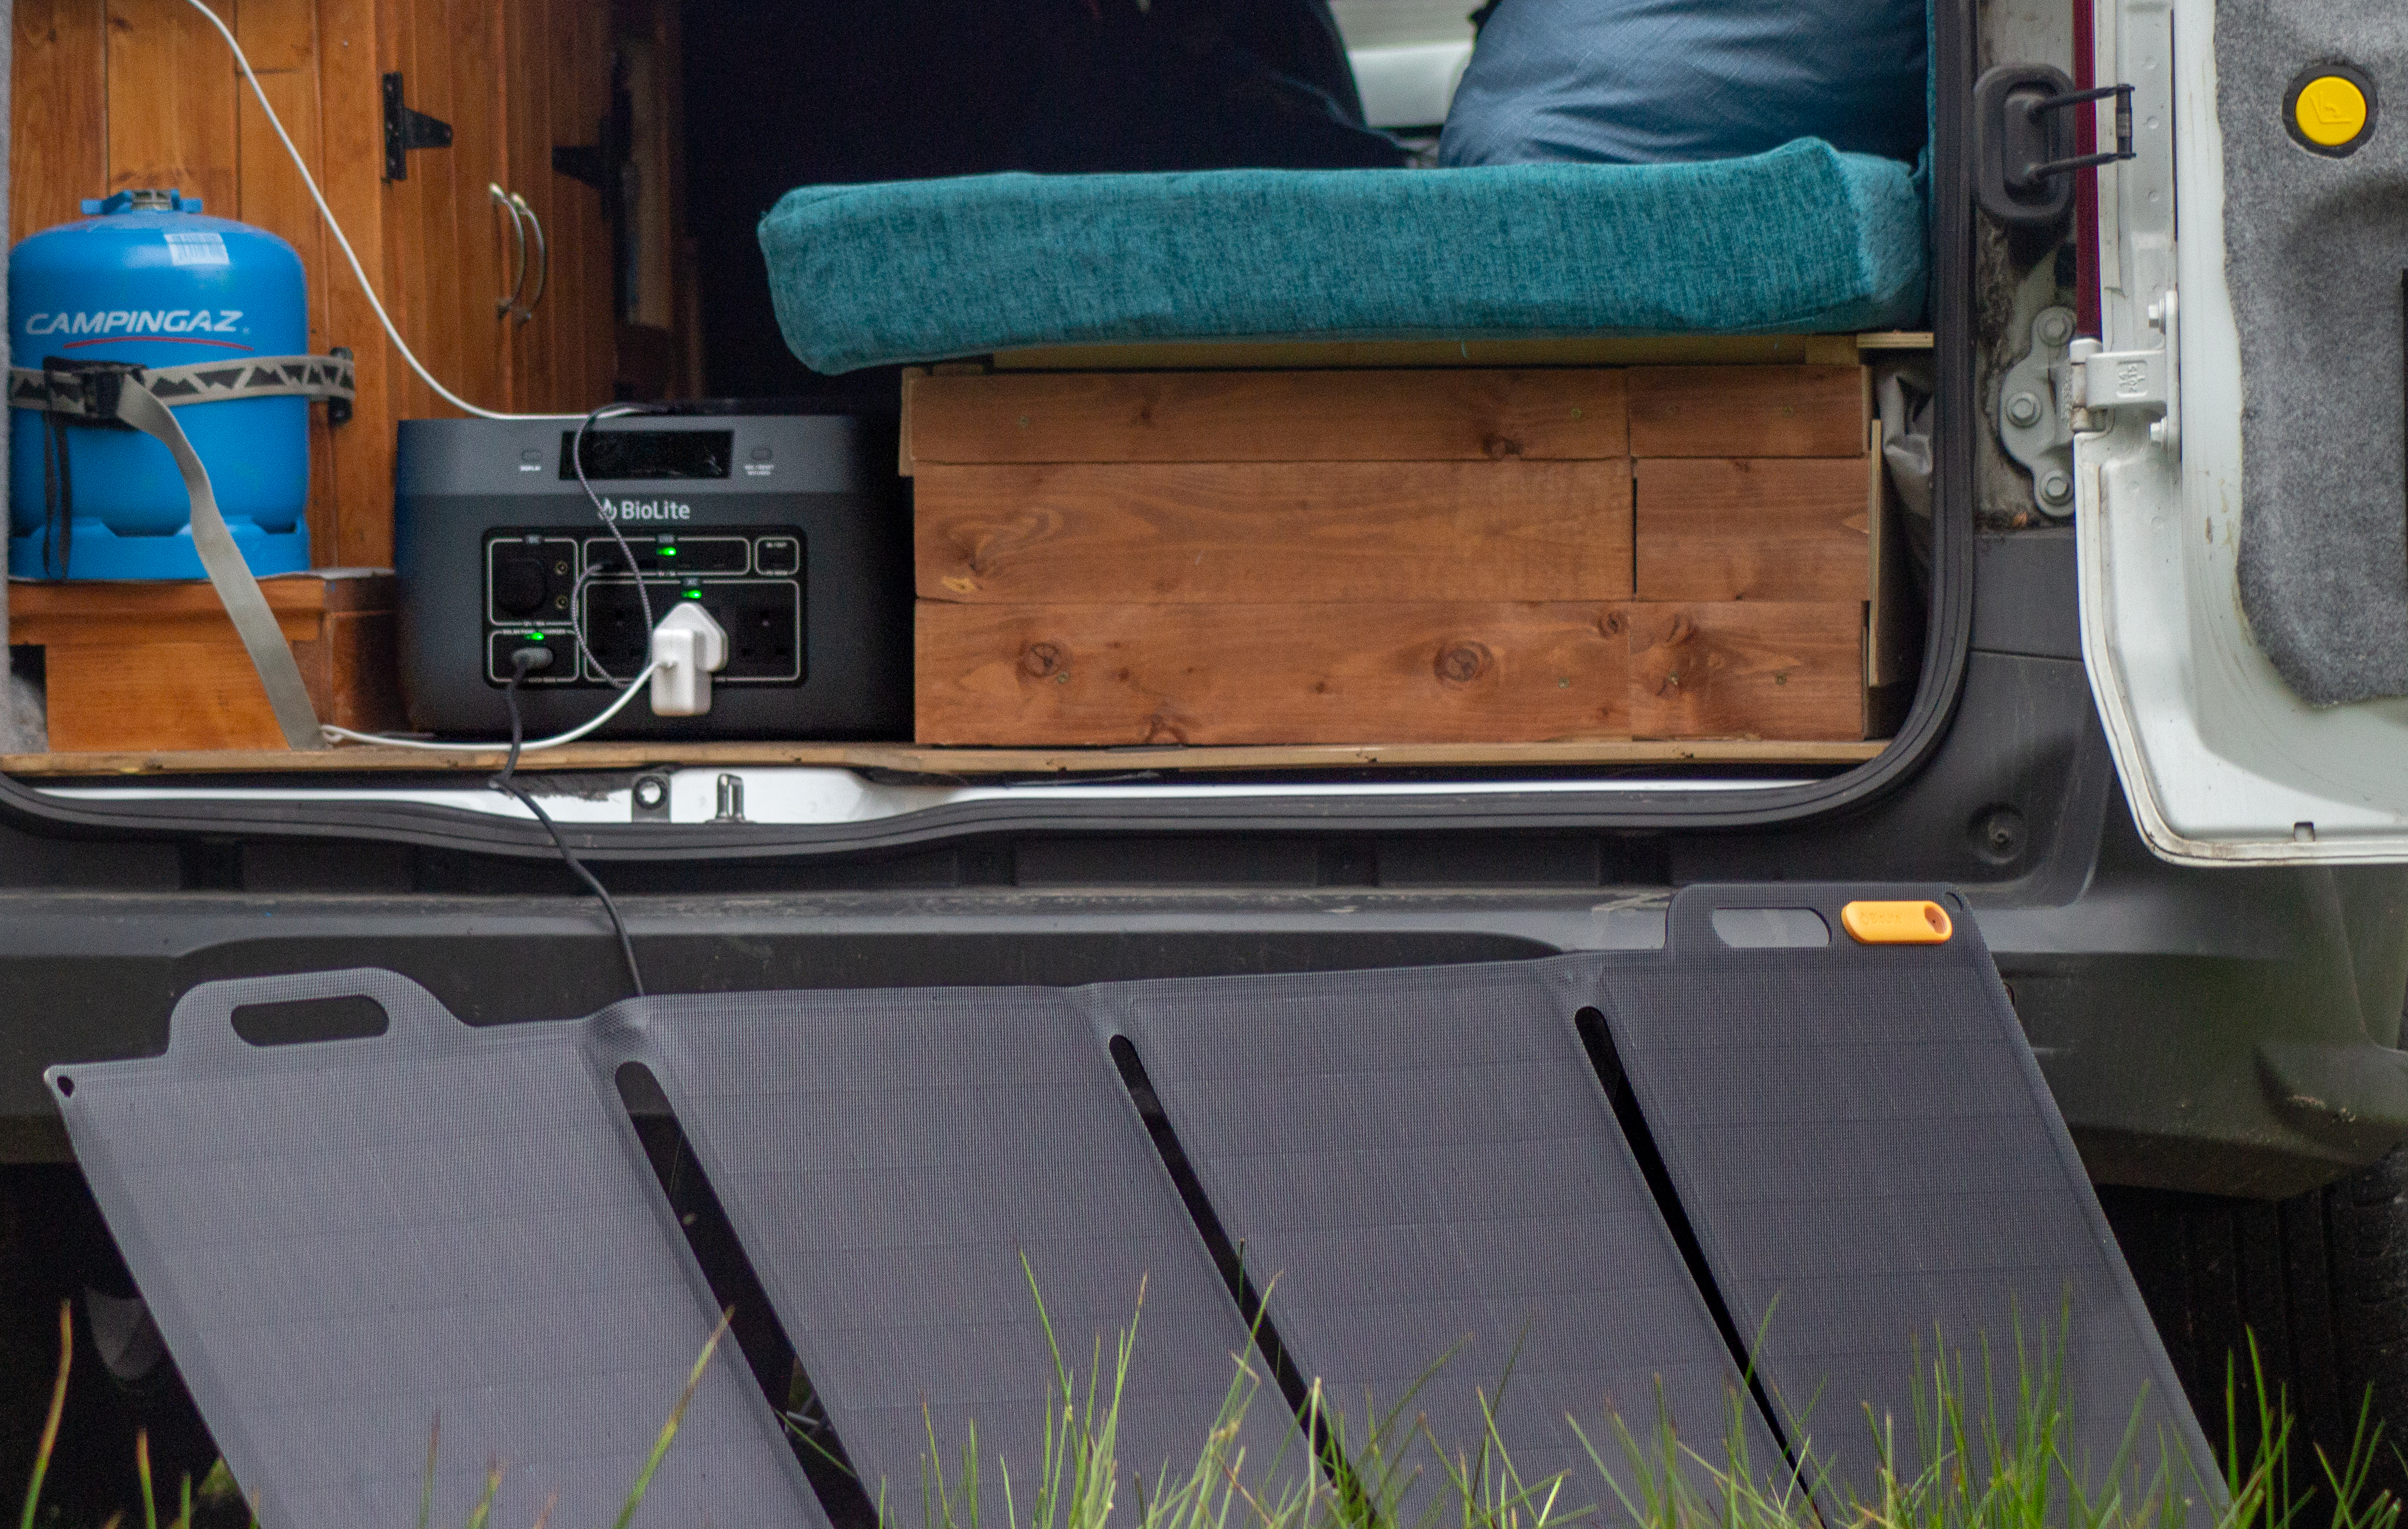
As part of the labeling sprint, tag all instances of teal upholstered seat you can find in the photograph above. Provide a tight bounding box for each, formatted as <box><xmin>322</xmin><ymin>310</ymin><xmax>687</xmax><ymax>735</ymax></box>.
<box><xmin>757</xmin><ymin>137</ymin><xmax>1927</xmax><ymax>375</ymax></box>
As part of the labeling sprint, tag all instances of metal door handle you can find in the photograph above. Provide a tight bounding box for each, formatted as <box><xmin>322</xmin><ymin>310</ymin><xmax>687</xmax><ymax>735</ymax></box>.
<box><xmin>490</xmin><ymin>184</ymin><xmax>527</xmax><ymax>319</ymax></box>
<box><xmin>509</xmin><ymin>191</ymin><xmax>549</xmax><ymax>322</ymax></box>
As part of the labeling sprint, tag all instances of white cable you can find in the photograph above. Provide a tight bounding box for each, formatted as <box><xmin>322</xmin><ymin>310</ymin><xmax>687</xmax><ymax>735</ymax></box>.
<box><xmin>320</xmin><ymin>662</ymin><xmax>662</xmax><ymax>752</ymax></box>
<box><xmin>181</xmin><ymin>0</ymin><xmax>563</xmax><ymax>423</ymax></box>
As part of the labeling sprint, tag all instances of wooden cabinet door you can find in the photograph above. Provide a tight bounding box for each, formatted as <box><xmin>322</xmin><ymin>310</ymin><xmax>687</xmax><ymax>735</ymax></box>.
<box><xmin>380</xmin><ymin>0</ymin><xmax>517</xmax><ymax>418</ymax></box>
<box><xmin>501</xmin><ymin>0</ymin><xmax>615</xmax><ymax>416</ymax></box>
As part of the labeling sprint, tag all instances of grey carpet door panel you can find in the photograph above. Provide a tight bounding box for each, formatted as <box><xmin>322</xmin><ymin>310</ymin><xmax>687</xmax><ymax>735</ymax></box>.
<box><xmin>1594</xmin><ymin>887</ymin><xmax>2217</xmax><ymax>1517</ymax></box>
<box><xmin>2221</xmin><ymin>0</ymin><xmax>2408</xmax><ymax>703</ymax></box>
<box><xmin>48</xmin><ymin>970</ymin><xmax>825</xmax><ymax>1529</ymax></box>
<box><xmin>1103</xmin><ymin>965</ymin><xmax>1784</xmax><ymax>1509</ymax></box>
<box><xmin>634</xmin><ymin>988</ymin><xmax>1300</xmax><ymax>1510</ymax></box>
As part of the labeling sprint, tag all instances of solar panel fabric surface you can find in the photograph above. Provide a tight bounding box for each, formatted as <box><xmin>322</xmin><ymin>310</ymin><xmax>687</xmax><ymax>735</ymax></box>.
<box><xmin>1593</xmin><ymin>886</ymin><xmax>2217</xmax><ymax>1522</ymax></box>
<box><xmin>634</xmin><ymin>985</ymin><xmax>1302</xmax><ymax>1513</ymax></box>
<box><xmin>49</xmin><ymin>969</ymin><xmax>823</xmax><ymax>1529</ymax></box>
<box><xmin>51</xmin><ymin>889</ymin><xmax>2216</xmax><ymax>1529</ymax></box>
<box><xmin>1104</xmin><ymin>963</ymin><xmax>1779</xmax><ymax>1514</ymax></box>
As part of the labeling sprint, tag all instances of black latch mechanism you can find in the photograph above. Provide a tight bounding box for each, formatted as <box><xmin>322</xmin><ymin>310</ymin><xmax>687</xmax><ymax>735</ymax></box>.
<box><xmin>1975</xmin><ymin>65</ymin><xmax>2137</xmax><ymax>230</ymax></box>
<box><xmin>382</xmin><ymin>73</ymin><xmax>454</xmax><ymax>183</ymax></box>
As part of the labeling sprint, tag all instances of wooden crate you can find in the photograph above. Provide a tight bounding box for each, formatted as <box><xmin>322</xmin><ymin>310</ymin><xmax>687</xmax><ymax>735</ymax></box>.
<box><xmin>917</xmin><ymin>461</ymin><xmax>1633</xmax><ymax>604</ymax></box>
<box><xmin>1625</xmin><ymin>602</ymin><xmax>1868</xmax><ymax>741</ymax></box>
<box><xmin>907</xmin><ymin>368</ymin><xmax>1630</xmax><ymax>462</ymax></box>
<box><xmin>918</xmin><ymin>601</ymin><xmax>1632</xmax><ymax>746</ymax></box>
<box><xmin>1633</xmin><ymin>456</ymin><xmax>1880</xmax><ymax>602</ymax></box>
<box><xmin>12</xmin><ymin>572</ymin><xmax>404</xmax><ymax>752</ymax></box>
<box><xmin>909</xmin><ymin>365</ymin><xmax>1881</xmax><ymax>748</ymax></box>
<box><xmin>917</xmin><ymin>601</ymin><xmax>1867</xmax><ymax>747</ymax></box>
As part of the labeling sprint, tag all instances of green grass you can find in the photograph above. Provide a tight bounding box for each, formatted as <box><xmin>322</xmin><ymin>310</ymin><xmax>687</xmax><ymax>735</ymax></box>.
<box><xmin>902</xmin><ymin>1277</ymin><xmax>2393</xmax><ymax>1529</ymax></box>
<box><xmin>16</xmin><ymin>1299</ymin><xmax>729</xmax><ymax>1529</ymax></box>
<box><xmin>16</xmin><ymin>1284</ymin><xmax>2399</xmax><ymax>1529</ymax></box>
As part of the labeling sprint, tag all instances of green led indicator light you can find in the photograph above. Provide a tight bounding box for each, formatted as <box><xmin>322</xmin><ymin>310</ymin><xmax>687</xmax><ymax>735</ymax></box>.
<box><xmin>528</xmin><ymin>632</ymin><xmax>546</xmax><ymax>641</ymax></box>
<box><xmin>684</xmin><ymin>589</ymin><xmax>703</xmax><ymax>599</ymax></box>
<box><xmin>660</xmin><ymin>546</ymin><xmax>677</xmax><ymax>556</ymax></box>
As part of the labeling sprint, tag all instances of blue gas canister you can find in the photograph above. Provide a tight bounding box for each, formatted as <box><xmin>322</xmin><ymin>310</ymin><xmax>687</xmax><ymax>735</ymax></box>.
<box><xmin>9</xmin><ymin>189</ymin><xmax>311</xmax><ymax>579</ymax></box>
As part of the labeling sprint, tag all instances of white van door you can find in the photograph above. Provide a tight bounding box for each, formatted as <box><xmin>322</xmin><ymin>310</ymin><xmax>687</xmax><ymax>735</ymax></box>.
<box><xmin>2078</xmin><ymin>0</ymin><xmax>2408</xmax><ymax>864</ymax></box>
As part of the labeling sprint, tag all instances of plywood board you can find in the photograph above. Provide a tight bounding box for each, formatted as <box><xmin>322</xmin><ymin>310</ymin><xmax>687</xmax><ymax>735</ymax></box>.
<box><xmin>235</xmin><ymin>0</ymin><xmax>334</xmax><ymax>559</ymax></box>
<box><xmin>11</xmin><ymin>571</ymin><xmax>393</xmax><ymax>625</ymax></box>
<box><xmin>2</xmin><ymin>737</ymin><xmax>1891</xmax><ymax>777</ymax></box>
<box><xmin>40</xmin><ymin>626</ymin><xmax>399</xmax><ymax>752</ymax></box>
<box><xmin>1855</xmin><ymin>331</ymin><xmax>1936</xmax><ymax>351</ymax></box>
<box><xmin>503</xmin><ymin>0</ymin><xmax>559</xmax><ymax>409</ymax></box>
<box><xmin>431</xmin><ymin>0</ymin><xmax>510</xmax><ymax>417</ymax></box>
<box><xmin>1626</xmin><ymin>602</ymin><xmax>1866</xmax><ymax>741</ymax></box>
<box><xmin>1626</xmin><ymin>366</ymin><xmax>1868</xmax><ymax>458</ymax></box>
<box><xmin>46</xmin><ymin>642</ymin><xmax>298</xmax><ymax>750</ymax></box>
<box><xmin>569</xmin><ymin>0</ymin><xmax>615</xmax><ymax>406</ymax></box>
<box><xmin>10</xmin><ymin>0</ymin><xmax>107</xmax><ymax>243</ymax></box>
<box><xmin>1633</xmin><ymin>458</ymin><xmax>1872</xmax><ymax>603</ymax></box>
<box><xmin>1866</xmin><ymin>424</ymin><xmax>1919</xmax><ymax>689</ymax></box>
<box><xmin>22</xmin><ymin>576</ymin><xmax>402</xmax><ymax>751</ymax></box>
<box><xmin>916</xmin><ymin>602</ymin><xmax>1632</xmax><ymax>746</ymax></box>
<box><xmin>318</xmin><ymin>0</ymin><xmax>395</xmax><ymax>566</ymax></box>
<box><xmin>105</xmin><ymin>0</ymin><xmax>238</xmax><ymax>217</ymax></box>
<box><xmin>908</xmin><ymin>370</ymin><xmax>1629</xmax><ymax>464</ymax></box>
<box><xmin>991</xmin><ymin>335</ymin><xmax>1864</xmax><ymax>371</ymax></box>
<box><xmin>916</xmin><ymin>460</ymin><xmax>1634</xmax><ymax>604</ymax></box>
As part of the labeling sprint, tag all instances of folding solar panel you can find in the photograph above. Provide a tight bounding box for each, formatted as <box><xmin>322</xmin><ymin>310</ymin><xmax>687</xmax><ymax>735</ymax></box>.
<box><xmin>51</xmin><ymin>969</ymin><xmax>822</xmax><ymax>1529</ymax></box>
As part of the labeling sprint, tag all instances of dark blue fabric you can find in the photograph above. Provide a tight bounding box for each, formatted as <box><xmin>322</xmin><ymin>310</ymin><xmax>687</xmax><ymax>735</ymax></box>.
<box><xmin>1438</xmin><ymin>0</ymin><xmax>1928</xmax><ymax>169</ymax></box>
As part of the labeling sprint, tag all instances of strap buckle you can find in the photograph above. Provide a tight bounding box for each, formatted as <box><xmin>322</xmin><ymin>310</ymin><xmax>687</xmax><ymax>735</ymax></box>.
<box><xmin>36</xmin><ymin>358</ymin><xmax>145</xmax><ymax>428</ymax></box>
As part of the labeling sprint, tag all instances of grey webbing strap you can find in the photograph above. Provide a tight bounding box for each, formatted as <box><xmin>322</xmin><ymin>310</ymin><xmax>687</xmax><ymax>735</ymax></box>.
<box><xmin>111</xmin><ymin>384</ymin><xmax>327</xmax><ymax>750</ymax></box>
<box><xmin>9</xmin><ymin>354</ymin><xmax>354</xmax><ymax>412</ymax></box>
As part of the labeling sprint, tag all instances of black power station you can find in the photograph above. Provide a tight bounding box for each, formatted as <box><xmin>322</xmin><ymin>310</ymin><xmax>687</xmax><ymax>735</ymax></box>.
<box><xmin>394</xmin><ymin>412</ymin><xmax>909</xmax><ymax>739</ymax></box>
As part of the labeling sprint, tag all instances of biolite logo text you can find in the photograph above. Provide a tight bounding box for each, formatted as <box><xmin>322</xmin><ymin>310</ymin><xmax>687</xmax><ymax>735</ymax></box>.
<box><xmin>598</xmin><ymin>498</ymin><xmax>693</xmax><ymax>522</ymax></box>
<box><xmin>21</xmin><ymin>310</ymin><xmax>246</xmax><ymax>337</ymax></box>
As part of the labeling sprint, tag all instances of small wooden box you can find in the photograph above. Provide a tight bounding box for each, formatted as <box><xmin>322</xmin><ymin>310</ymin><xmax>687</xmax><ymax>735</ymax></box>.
<box><xmin>13</xmin><ymin>571</ymin><xmax>405</xmax><ymax>752</ymax></box>
<box><xmin>908</xmin><ymin>365</ymin><xmax>1882</xmax><ymax>748</ymax></box>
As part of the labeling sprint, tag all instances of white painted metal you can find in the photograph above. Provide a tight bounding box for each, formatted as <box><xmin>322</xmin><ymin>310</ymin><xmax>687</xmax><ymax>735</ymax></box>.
<box><xmin>2079</xmin><ymin>0</ymin><xmax>2408</xmax><ymax>863</ymax></box>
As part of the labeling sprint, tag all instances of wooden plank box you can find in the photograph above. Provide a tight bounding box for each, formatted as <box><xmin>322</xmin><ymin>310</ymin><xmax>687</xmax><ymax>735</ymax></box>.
<box><xmin>12</xmin><ymin>572</ymin><xmax>405</xmax><ymax>752</ymax></box>
<box><xmin>908</xmin><ymin>365</ymin><xmax>1884</xmax><ymax>748</ymax></box>
<box><xmin>918</xmin><ymin>601</ymin><xmax>1866</xmax><ymax>746</ymax></box>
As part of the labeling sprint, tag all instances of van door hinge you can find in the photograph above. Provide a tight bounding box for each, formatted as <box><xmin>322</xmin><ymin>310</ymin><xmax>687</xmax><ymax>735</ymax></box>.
<box><xmin>1999</xmin><ymin>305</ymin><xmax>2080</xmax><ymax>512</ymax></box>
<box><xmin>2071</xmin><ymin>289</ymin><xmax>2180</xmax><ymax>453</ymax></box>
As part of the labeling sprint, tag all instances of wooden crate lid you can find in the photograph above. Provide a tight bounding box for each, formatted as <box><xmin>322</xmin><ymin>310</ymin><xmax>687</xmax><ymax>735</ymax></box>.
<box><xmin>987</xmin><ymin>334</ymin><xmax>1900</xmax><ymax>371</ymax></box>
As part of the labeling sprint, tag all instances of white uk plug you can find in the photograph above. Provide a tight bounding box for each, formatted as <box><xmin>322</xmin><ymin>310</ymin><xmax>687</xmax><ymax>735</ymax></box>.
<box><xmin>649</xmin><ymin>601</ymin><xmax>729</xmax><ymax>717</ymax></box>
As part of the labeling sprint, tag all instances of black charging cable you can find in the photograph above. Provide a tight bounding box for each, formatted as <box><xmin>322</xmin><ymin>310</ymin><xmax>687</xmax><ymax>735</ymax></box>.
<box><xmin>492</xmin><ymin>646</ymin><xmax>645</xmax><ymax>999</ymax></box>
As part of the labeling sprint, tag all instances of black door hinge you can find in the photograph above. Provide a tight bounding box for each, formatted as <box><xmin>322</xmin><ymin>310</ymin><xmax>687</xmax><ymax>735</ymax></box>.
<box><xmin>1975</xmin><ymin>65</ymin><xmax>2136</xmax><ymax>230</ymax></box>
<box><xmin>382</xmin><ymin>73</ymin><xmax>454</xmax><ymax>183</ymax></box>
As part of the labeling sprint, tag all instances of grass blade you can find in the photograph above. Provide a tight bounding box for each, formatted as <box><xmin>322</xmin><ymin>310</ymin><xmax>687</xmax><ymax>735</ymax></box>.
<box><xmin>610</xmin><ymin>1307</ymin><xmax>735</xmax><ymax>1529</ymax></box>
<box><xmin>419</xmin><ymin>1415</ymin><xmax>442</xmax><ymax>1529</ymax></box>
<box><xmin>18</xmin><ymin>1298</ymin><xmax>71</xmax><ymax>1529</ymax></box>
<box><xmin>462</xmin><ymin>1460</ymin><xmax>503</xmax><ymax>1529</ymax></box>
<box><xmin>135</xmin><ymin>1431</ymin><xmax>156</xmax><ymax>1529</ymax></box>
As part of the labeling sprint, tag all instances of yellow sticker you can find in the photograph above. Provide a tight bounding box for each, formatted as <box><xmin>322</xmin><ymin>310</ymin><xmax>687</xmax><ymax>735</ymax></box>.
<box><xmin>1840</xmin><ymin>900</ymin><xmax>1954</xmax><ymax>945</ymax></box>
<box><xmin>2296</xmin><ymin>75</ymin><xmax>2370</xmax><ymax>148</ymax></box>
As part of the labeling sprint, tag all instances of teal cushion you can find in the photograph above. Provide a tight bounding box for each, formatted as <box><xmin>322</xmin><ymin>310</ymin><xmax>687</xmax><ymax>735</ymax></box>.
<box><xmin>759</xmin><ymin>137</ymin><xmax>1928</xmax><ymax>375</ymax></box>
